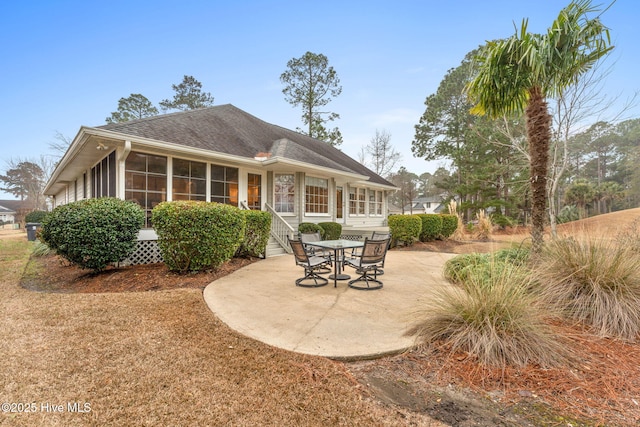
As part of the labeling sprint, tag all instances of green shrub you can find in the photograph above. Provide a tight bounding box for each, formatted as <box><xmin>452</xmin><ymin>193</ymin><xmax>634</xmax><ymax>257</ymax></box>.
<box><xmin>408</xmin><ymin>263</ymin><xmax>568</xmax><ymax>368</ymax></box>
<box><xmin>535</xmin><ymin>237</ymin><xmax>640</xmax><ymax>341</ymax></box>
<box><xmin>443</xmin><ymin>253</ymin><xmax>490</xmax><ymax>285</ymax></box>
<box><xmin>418</xmin><ymin>214</ymin><xmax>443</xmax><ymax>242</ymax></box>
<box><xmin>491</xmin><ymin>213</ymin><xmax>515</xmax><ymax>229</ymax></box>
<box><xmin>388</xmin><ymin>215</ymin><xmax>421</xmax><ymax>246</ymax></box>
<box><xmin>237</xmin><ymin>210</ymin><xmax>271</xmax><ymax>258</ymax></box>
<box><xmin>25</xmin><ymin>210</ymin><xmax>48</xmax><ymax>223</ymax></box>
<box><xmin>493</xmin><ymin>247</ymin><xmax>530</xmax><ymax>266</ymax></box>
<box><xmin>444</xmin><ymin>249</ymin><xmax>530</xmax><ymax>289</ymax></box>
<box><xmin>439</xmin><ymin>214</ymin><xmax>458</xmax><ymax>239</ymax></box>
<box><xmin>152</xmin><ymin>201</ymin><xmax>245</xmax><ymax>273</ymax></box>
<box><xmin>318</xmin><ymin>222</ymin><xmax>342</xmax><ymax>240</ymax></box>
<box><xmin>298</xmin><ymin>222</ymin><xmax>324</xmax><ymax>237</ymax></box>
<box><xmin>39</xmin><ymin>198</ymin><xmax>144</xmax><ymax>272</ymax></box>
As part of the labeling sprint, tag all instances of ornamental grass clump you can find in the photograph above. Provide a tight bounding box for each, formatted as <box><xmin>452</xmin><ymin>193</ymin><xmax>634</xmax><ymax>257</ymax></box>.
<box><xmin>474</xmin><ymin>209</ymin><xmax>492</xmax><ymax>241</ymax></box>
<box><xmin>408</xmin><ymin>263</ymin><xmax>569</xmax><ymax>368</ymax></box>
<box><xmin>535</xmin><ymin>237</ymin><xmax>640</xmax><ymax>341</ymax></box>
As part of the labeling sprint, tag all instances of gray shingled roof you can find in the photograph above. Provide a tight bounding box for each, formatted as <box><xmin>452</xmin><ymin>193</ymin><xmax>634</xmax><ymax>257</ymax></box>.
<box><xmin>0</xmin><ymin>200</ymin><xmax>22</xmax><ymax>213</ymax></box>
<box><xmin>98</xmin><ymin>104</ymin><xmax>393</xmax><ymax>186</ymax></box>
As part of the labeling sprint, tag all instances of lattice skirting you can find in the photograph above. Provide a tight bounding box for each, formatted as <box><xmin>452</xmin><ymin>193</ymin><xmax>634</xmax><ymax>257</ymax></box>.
<box><xmin>120</xmin><ymin>240</ymin><xmax>163</xmax><ymax>266</ymax></box>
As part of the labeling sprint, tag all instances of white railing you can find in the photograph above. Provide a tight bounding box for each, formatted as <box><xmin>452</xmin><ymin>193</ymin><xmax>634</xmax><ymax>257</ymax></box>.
<box><xmin>264</xmin><ymin>202</ymin><xmax>294</xmax><ymax>254</ymax></box>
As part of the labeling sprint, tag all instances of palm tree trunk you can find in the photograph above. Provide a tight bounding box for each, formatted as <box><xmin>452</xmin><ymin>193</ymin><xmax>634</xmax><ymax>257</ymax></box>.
<box><xmin>526</xmin><ymin>86</ymin><xmax>552</xmax><ymax>253</ymax></box>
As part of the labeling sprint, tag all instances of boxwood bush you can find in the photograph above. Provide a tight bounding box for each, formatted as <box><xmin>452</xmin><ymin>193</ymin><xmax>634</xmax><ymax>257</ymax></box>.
<box><xmin>25</xmin><ymin>210</ymin><xmax>48</xmax><ymax>223</ymax></box>
<box><xmin>418</xmin><ymin>214</ymin><xmax>443</xmax><ymax>242</ymax></box>
<box><xmin>439</xmin><ymin>214</ymin><xmax>458</xmax><ymax>239</ymax></box>
<box><xmin>152</xmin><ymin>201</ymin><xmax>245</xmax><ymax>273</ymax></box>
<box><xmin>39</xmin><ymin>198</ymin><xmax>144</xmax><ymax>272</ymax></box>
<box><xmin>318</xmin><ymin>222</ymin><xmax>342</xmax><ymax>240</ymax></box>
<box><xmin>237</xmin><ymin>210</ymin><xmax>271</xmax><ymax>258</ymax></box>
<box><xmin>388</xmin><ymin>215</ymin><xmax>421</xmax><ymax>246</ymax></box>
<box><xmin>298</xmin><ymin>222</ymin><xmax>324</xmax><ymax>237</ymax></box>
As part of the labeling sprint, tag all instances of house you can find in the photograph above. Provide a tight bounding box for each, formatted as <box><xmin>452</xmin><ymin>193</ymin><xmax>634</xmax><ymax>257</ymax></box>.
<box><xmin>402</xmin><ymin>196</ymin><xmax>446</xmax><ymax>215</ymax></box>
<box><xmin>0</xmin><ymin>201</ymin><xmax>17</xmax><ymax>224</ymax></box>
<box><xmin>44</xmin><ymin>104</ymin><xmax>397</xmax><ymax>260</ymax></box>
<box><xmin>0</xmin><ymin>199</ymin><xmax>33</xmax><ymax>225</ymax></box>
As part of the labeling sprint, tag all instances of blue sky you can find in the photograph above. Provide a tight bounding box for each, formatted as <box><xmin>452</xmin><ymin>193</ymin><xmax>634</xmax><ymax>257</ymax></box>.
<box><xmin>1</xmin><ymin>0</ymin><xmax>638</xmax><ymax>199</ymax></box>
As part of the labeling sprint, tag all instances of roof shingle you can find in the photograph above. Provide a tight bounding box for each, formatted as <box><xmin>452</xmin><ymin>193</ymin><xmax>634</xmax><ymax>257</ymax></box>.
<box><xmin>98</xmin><ymin>104</ymin><xmax>393</xmax><ymax>186</ymax></box>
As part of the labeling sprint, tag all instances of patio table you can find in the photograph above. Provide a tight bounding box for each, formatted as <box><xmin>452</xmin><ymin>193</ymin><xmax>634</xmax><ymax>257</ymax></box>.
<box><xmin>306</xmin><ymin>239</ymin><xmax>364</xmax><ymax>287</ymax></box>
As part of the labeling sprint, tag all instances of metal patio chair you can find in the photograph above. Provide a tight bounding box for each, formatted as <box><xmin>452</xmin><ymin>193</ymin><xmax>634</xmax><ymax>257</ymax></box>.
<box><xmin>343</xmin><ymin>237</ymin><xmax>390</xmax><ymax>290</ymax></box>
<box><xmin>299</xmin><ymin>232</ymin><xmax>332</xmax><ymax>273</ymax></box>
<box><xmin>288</xmin><ymin>236</ymin><xmax>331</xmax><ymax>288</ymax></box>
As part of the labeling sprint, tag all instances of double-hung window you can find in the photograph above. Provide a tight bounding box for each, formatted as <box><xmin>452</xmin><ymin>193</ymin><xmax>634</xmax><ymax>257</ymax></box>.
<box><xmin>305</xmin><ymin>176</ymin><xmax>328</xmax><ymax>214</ymax></box>
<box><xmin>369</xmin><ymin>190</ymin><xmax>383</xmax><ymax>216</ymax></box>
<box><xmin>274</xmin><ymin>174</ymin><xmax>295</xmax><ymax>213</ymax></box>
<box><xmin>349</xmin><ymin>187</ymin><xmax>366</xmax><ymax>215</ymax></box>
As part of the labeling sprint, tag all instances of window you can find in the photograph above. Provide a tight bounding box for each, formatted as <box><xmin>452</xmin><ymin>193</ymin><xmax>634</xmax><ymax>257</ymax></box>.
<box><xmin>369</xmin><ymin>190</ymin><xmax>383</xmax><ymax>216</ymax></box>
<box><xmin>91</xmin><ymin>151</ymin><xmax>116</xmax><ymax>198</ymax></box>
<box><xmin>247</xmin><ymin>173</ymin><xmax>262</xmax><ymax>210</ymax></box>
<box><xmin>274</xmin><ymin>174</ymin><xmax>295</xmax><ymax>213</ymax></box>
<box><xmin>125</xmin><ymin>151</ymin><xmax>167</xmax><ymax>227</ymax></box>
<box><xmin>210</xmin><ymin>164</ymin><xmax>239</xmax><ymax>205</ymax></box>
<box><xmin>349</xmin><ymin>187</ymin><xmax>365</xmax><ymax>215</ymax></box>
<box><xmin>173</xmin><ymin>158</ymin><xmax>206</xmax><ymax>201</ymax></box>
<box><xmin>305</xmin><ymin>176</ymin><xmax>328</xmax><ymax>214</ymax></box>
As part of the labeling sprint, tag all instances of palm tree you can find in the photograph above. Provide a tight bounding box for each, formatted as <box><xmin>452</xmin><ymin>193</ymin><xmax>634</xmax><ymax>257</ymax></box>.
<box><xmin>466</xmin><ymin>0</ymin><xmax>612</xmax><ymax>253</ymax></box>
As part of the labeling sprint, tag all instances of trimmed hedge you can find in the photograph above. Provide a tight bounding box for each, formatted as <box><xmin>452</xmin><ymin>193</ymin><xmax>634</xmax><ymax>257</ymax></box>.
<box><xmin>440</xmin><ymin>214</ymin><xmax>458</xmax><ymax>239</ymax></box>
<box><xmin>39</xmin><ymin>198</ymin><xmax>144</xmax><ymax>272</ymax></box>
<box><xmin>25</xmin><ymin>210</ymin><xmax>48</xmax><ymax>223</ymax></box>
<box><xmin>237</xmin><ymin>210</ymin><xmax>271</xmax><ymax>258</ymax></box>
<box><xmin>298</xmin><ymin>222</ymin><xmax>324</xmax><ymax>237</ymax></box>
<box><xmin>388</xmin><ymin>215</ymin><xmax>422</xmax><ymax>246</ymax></box>
<box><xmin>318</xmin><ymin>222</ymin><xmax>342</xmax><ymax>240</ymax></box>
<box><xmin>152</xmin><ymin>201</ymin><xmax>245</xmax><ymax>273</ymax></box>
<box><xmin>418</xmin><ymin>214</ymin><xmax>443</xmax><ymax>242</ymax></box>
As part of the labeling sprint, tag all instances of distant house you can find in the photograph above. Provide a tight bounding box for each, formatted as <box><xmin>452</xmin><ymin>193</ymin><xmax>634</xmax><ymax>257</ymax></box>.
<box><xmin>44</xmin><ymin>104</ymin><xmax>397</xmax><ymax>258</ymax></box>
<box><xmin>0</xmin><ymin>202</ymin><xmax>16</xmax><ymax>224</ymax></box>
<box><xmin>0</xmin><ymin>199</ymin><xmax>32</xmax><ymax>224</ymax></box>
<box><xmin>402</xmin><ymin>196</ymin><xmax>446</xmax><ymax>214</ymax></box>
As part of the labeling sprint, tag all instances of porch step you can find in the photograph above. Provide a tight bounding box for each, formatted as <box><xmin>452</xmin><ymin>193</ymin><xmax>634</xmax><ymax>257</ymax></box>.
<box><xmin>266</xmin><ymin>236</ymin><xmax>287</xmax><ymax>257</ymax></box>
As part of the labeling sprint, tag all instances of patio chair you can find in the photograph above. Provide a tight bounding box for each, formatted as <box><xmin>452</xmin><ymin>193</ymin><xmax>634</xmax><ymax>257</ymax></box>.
<box><xmin>343</xmin><ymin>237</ymin><xmax>390</xmax><ymax>290</ymax></box>
<box><xmin>352</xmin><ymin>231</ymin><xmax>391</xmax><ymax>275</ymax></box>
<box><xmin>299</xmin><ymin>232</ymin><xmax>332</xmax><ymax>273</ymax></box>
<box><xmin>288</xmin><ymin>237</ymin><xmax>331</xmax><ymax>288</ymax></box>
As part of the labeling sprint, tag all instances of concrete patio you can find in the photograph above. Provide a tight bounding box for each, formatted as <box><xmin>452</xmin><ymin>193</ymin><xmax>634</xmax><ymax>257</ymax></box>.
<box><xmin>203</xmin><ymin>251</ymin><xmax>456</xmax><ymax>360</ymax></box>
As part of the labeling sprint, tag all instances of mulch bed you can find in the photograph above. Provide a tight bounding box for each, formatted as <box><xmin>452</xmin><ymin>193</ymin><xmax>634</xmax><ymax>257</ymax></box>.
<box><xmin>20</xmin><ymin>253</ymin><xmax>259</xmax><ymax>293</ymax></box>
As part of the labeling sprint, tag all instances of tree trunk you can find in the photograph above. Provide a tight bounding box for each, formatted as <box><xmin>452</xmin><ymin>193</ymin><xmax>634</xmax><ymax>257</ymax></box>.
<box><xmin>526</xmin><ymin>87</ymin><xmax>552</xmax><ymax>254</ymax></box>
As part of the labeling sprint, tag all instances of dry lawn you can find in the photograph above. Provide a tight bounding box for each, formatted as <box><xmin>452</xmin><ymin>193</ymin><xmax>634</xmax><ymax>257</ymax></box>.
<box><xmin>0</xmin><ymin>232</ymin><xmax>442</xmax><ymax>426</ymax></box>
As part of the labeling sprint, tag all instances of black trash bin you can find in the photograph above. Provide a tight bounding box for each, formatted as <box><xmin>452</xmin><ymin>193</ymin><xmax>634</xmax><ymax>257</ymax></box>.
<box><xmin>26</xmin><ymin>223</ymin><xmax>41</xmax><ymax>241</ymax></box>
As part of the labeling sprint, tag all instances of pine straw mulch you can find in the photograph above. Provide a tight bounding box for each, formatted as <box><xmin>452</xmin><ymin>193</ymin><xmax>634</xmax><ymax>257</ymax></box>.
<box><xmin>20</xmin><ymin>252</ymin><xmax>259</xmax><ymax>293</ymax></box>
<box><xmin>350</xmin><ymin>321</ymin><xmax>640</xmax><ymax>426</ymax></box>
